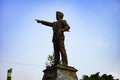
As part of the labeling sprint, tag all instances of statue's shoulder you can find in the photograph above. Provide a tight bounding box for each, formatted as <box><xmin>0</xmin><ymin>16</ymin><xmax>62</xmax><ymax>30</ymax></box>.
<box><xmin>62</xmin><ymin>20</ymin><xmax>68</xmax><ymax>24</ymax></box>
<box><xmin>62</xmin><ymin>20</ymin><xmax>66</xmax><ymax>22</ymax></box>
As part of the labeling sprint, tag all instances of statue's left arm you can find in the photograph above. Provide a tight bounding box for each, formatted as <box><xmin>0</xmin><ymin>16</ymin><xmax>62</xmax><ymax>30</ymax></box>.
<box><xmin>61</xmin><ymin>20</ymin><xmax>70</xmax><ymax>32</ymax></box>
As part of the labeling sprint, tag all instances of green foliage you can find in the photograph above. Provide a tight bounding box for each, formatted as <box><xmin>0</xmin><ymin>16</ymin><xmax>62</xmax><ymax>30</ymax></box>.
<box><xmin>101</xmin><ymin>74</ymin><xmax>114</xmax><ymax>80</ymax></box>
<box><xmin>45</xmin><ymin>53</ymin><xmax>62</xmax><ymax>67</ymax></box>
<box><xmin>82</xmin><ymin>72</ymin><xmax>116</xmax><ymax>80</ymax></box>
<box><xmin>82</xmin><ymin>75</ymin><xmax>89</xmax><ymax>80</ymax></box>
<box><xmin>45</xmin><ymin>54</ymin><xmax>55</xmax><ymax>67</ymax></box>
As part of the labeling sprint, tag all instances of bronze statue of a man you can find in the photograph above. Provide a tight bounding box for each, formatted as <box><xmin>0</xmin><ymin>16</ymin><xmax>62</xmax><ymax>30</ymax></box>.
<box><xmin>36</xmin><ymin>11</ymin><xmax>70</xmax><ymax>66</ymax></box>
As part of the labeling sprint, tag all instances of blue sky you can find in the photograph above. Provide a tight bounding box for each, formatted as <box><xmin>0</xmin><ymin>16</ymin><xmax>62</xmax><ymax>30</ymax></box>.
<box><xmin>0</xmin><ymin>0</ymin><xmax>120</xmax><ymax>80</ymax></box>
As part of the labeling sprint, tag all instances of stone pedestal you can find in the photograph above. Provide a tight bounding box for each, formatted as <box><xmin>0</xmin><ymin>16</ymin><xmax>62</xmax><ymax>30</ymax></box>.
<box><xmin>42</xmin><ymin>64</ymin><xmax>78</xmax><ymax>80</ymax></box>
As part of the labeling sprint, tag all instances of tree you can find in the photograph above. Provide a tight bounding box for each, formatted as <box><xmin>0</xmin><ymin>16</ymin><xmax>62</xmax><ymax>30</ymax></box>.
<box><xmin>82</xmin><ymin>75</ymin><xmax>89</xmax><ymax>80</ymax></box>
<box><xmin>45</xmin><ymin>54</ymin><xmax>55</xmax><ymax>67</ymax></box>
<box><xmin>101</xmin><ymin>74</ymin><xmax>114</xmax><ymax>80</ymax></box>
<box><xmin>45</xmin><ymin>53</ymin><xmax>62</xmax><ymax>67</ymax></box>
<box><xmin>82</xmin><ymin>72</ymin><xmax>116</xmax><ymax>80</ymax></box>
<box><xmin>89</xmin><ymin>72</ymin><xmax>100</xmax><ymax>80</ymax></box>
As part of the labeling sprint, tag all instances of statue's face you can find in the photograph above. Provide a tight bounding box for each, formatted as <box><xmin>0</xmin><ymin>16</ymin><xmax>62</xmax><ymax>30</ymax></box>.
<box><xmin>56</xmin><ymin>14</ymin><xmax>60</xmax><ymax>21</ymax></box>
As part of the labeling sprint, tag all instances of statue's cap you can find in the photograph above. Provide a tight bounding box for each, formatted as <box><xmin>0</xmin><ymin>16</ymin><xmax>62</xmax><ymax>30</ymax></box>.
<box><xmin>56</xmin><ymin>11</ymin><xmax>64</xmax><ymax>17</ymax></box>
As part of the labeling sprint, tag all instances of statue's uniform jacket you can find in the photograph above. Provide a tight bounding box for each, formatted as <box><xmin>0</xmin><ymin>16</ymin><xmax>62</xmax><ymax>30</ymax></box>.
<box><xmin>40</xmin><ymin>20</ymin><xmax>70</xmax><ymax>42</ymax></box>
<box><xmin>40</xmin><ymin>20</ymin><xmax>70</xmax><ymax>64</ymax></box>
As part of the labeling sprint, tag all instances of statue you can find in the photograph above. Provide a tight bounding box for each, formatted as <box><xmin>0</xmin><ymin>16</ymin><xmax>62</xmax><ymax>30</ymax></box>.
<box><xmin>35</xmin><ymin>11</ymin><xmax>70</xmax><ymax>66</ymax></box>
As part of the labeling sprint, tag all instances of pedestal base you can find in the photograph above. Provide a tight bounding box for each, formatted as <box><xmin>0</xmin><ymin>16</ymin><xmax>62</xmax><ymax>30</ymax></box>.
<box><xmin>42</xmin><ymin>64</ymin><xmax>78</xmax><ymax>80</ymax></box>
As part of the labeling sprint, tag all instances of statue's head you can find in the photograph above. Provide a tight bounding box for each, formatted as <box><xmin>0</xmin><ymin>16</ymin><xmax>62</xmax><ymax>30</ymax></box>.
<box><xmin>56</xmin><ymin>11</ymin><xmax>64</xmax><ymax>21</ymax></box>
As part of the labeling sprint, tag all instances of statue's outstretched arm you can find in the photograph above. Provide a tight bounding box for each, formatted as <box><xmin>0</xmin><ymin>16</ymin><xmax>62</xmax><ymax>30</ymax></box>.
<box><xmin>35</xmin><ymin>19</ymin><xmax>53</xmax><ymax>27</ymax></box>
